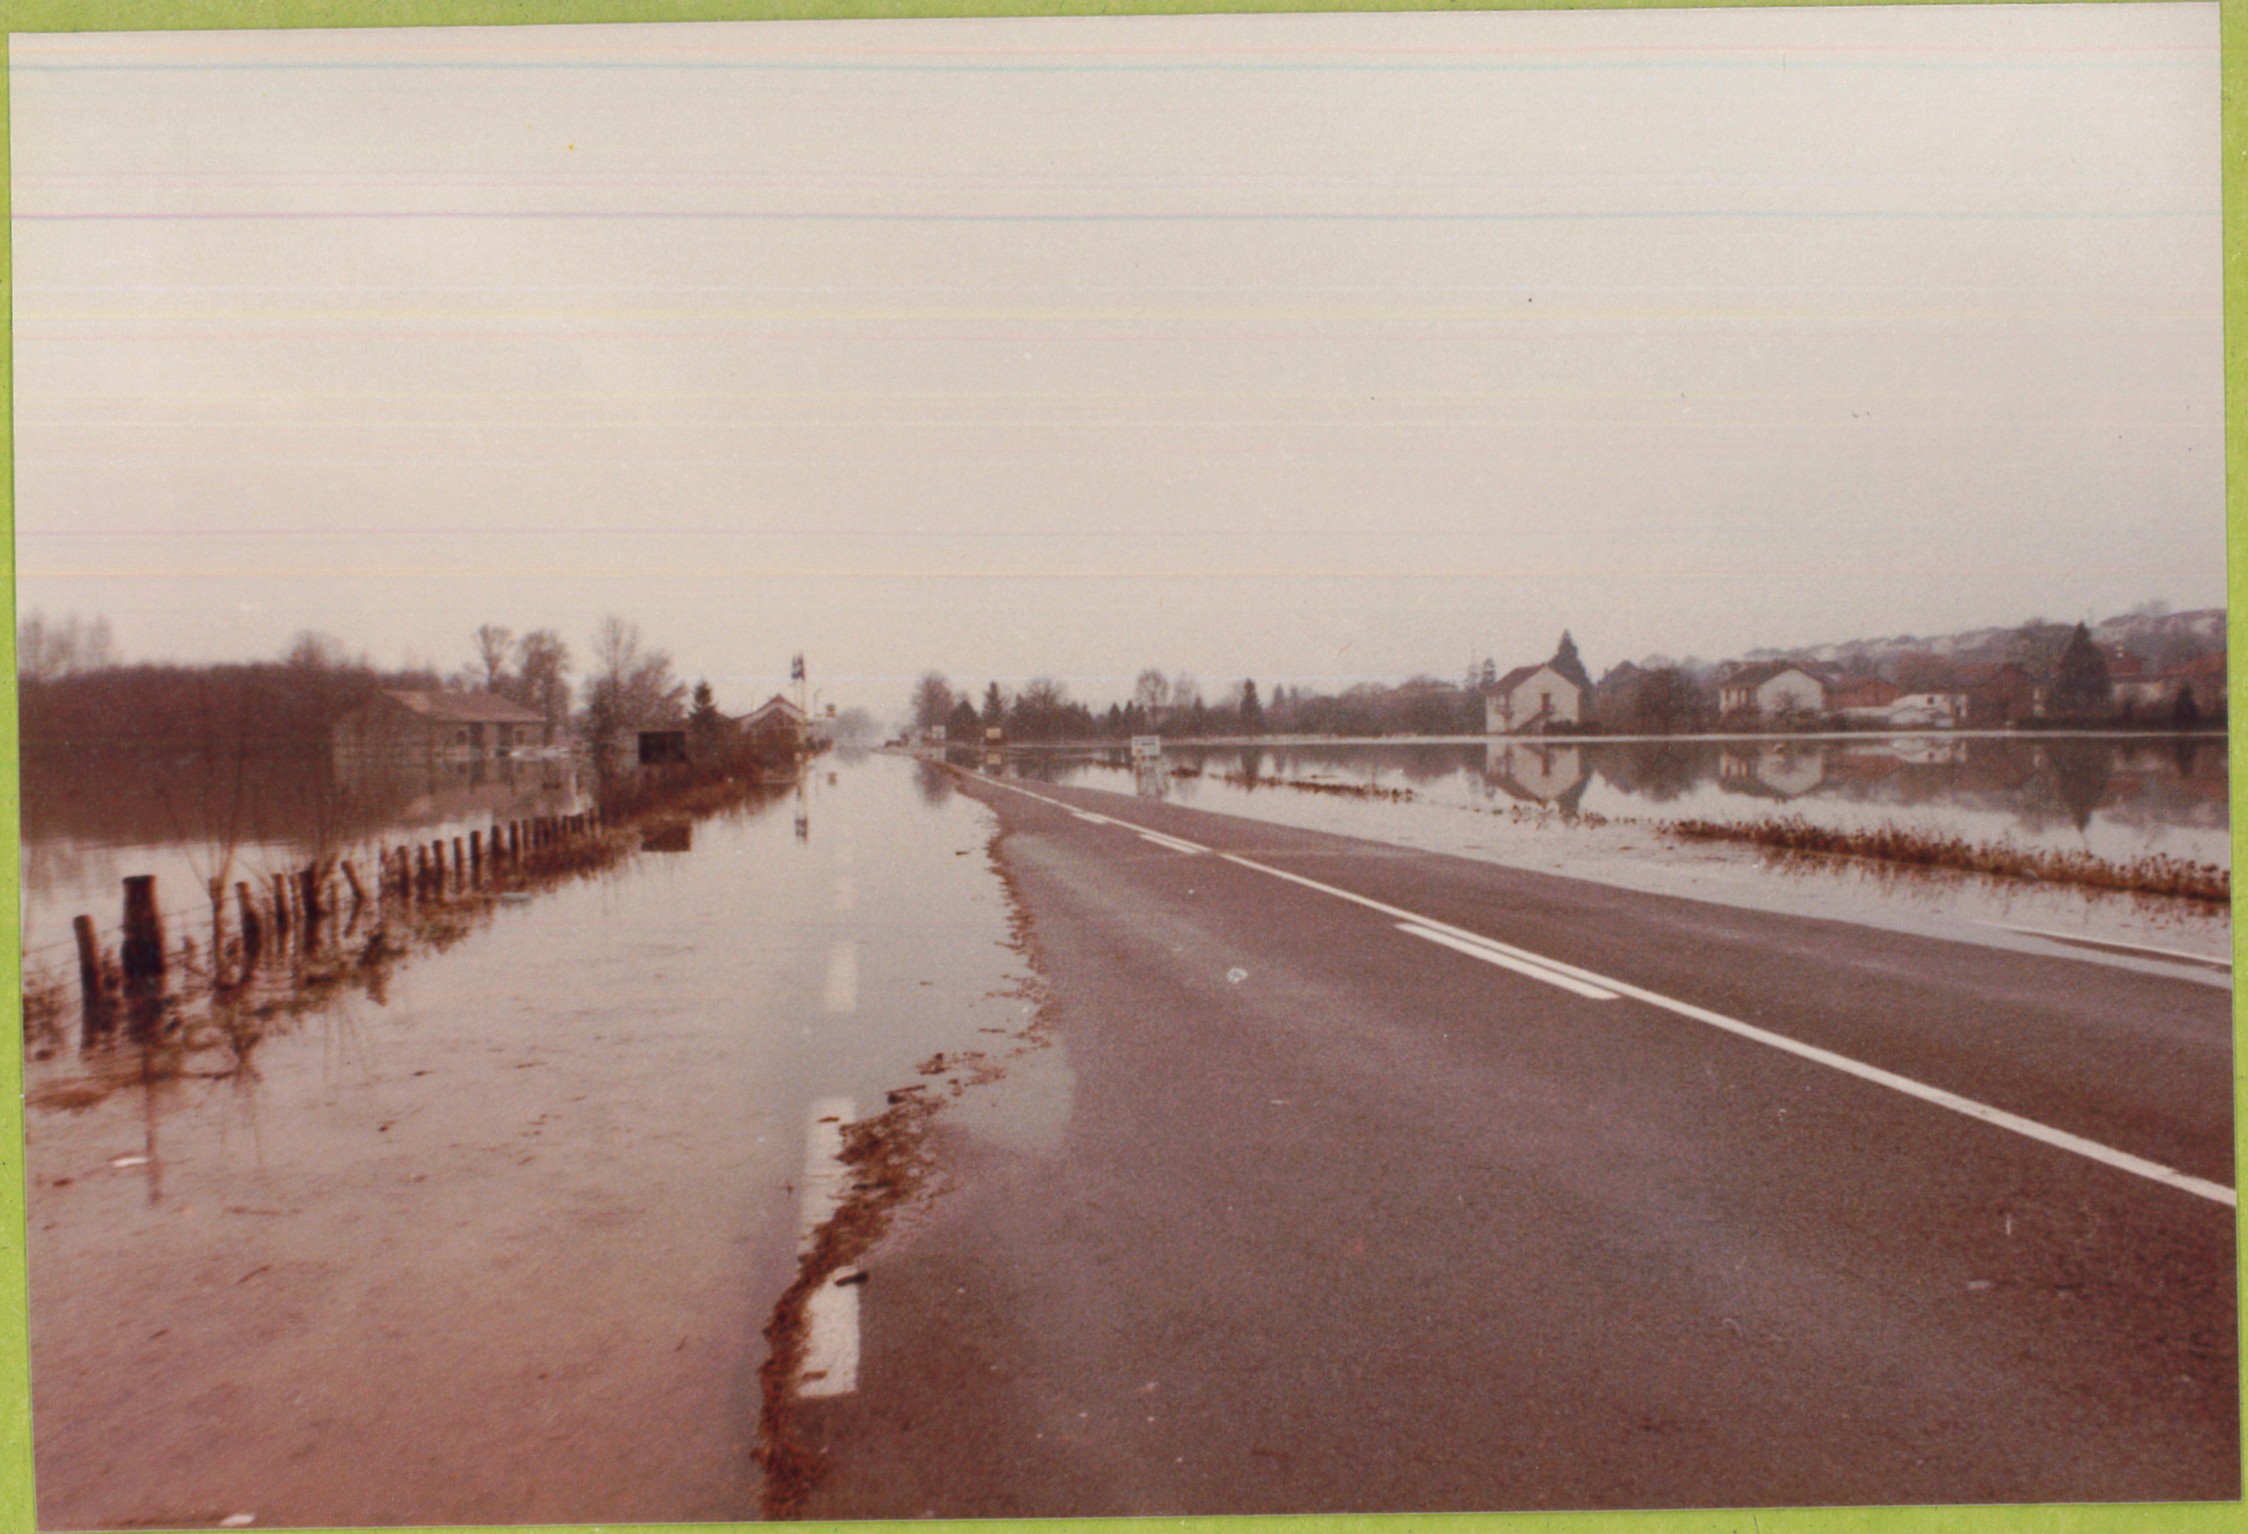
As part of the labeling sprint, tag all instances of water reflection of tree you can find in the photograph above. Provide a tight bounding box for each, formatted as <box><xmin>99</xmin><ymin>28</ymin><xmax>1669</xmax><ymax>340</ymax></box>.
<box><xmin>914</xmin><ymin>760</ymin><xmax>955</xmax><ymax>806</ymax></box>
<box><xmin>1590</xmin><ymin>741</ymin><xmax>1710</xmax><ymax>803</ymax></box>
<box><xmin>2038</xmin><ymin>739</ymin><xmax>2115</xmax><ymax>833</ymax></box>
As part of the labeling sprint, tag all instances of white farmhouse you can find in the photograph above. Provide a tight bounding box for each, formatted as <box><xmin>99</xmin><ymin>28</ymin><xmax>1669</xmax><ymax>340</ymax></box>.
<box><xmin>1717</xmin><ymin>662</ymin><xmax>1827</xmax><ymax>721</ymax></box>
<box><xmin>1484</xmin><ymin>664</ymin><xmax>1583</xmax><ymax>735</ymax></box>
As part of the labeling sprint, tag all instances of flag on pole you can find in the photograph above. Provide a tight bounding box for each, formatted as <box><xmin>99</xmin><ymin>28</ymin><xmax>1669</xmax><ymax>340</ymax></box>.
<box><xmin>790</xmin><ymin>653</ymin><xmax>805</xmax><ymax>682</ymax></box>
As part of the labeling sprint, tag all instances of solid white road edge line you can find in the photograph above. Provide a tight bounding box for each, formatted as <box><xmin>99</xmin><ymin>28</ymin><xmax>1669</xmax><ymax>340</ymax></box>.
<box><xmin>974</xmin><ymin>774</ymin><xmax>2236</xmax><ymax>1208</ymax></box>
<box><xmin>1224</xmin><ymin>852</ymin><xmax>2235</xmax><ymax>1210</ymax></box>
<box><xmin>1976</xmin><ymin>920</ymin><xmax>2232</xmax><ymax>972</ymax></box>
<box><xmin>1398</xmin><ymin>923</ymin><xmax>1620</xmax><ymax>1000</ymax></box>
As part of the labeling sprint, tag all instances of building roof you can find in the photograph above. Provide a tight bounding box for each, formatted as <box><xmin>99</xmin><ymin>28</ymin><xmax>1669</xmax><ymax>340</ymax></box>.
<box><xmin>1829</xmin><ymin>678</ymin><xmax>1899</xmax><ymax>707</ymax></box>
<box><xmin>376</xmin><ymin>688</ymin><xmax>544</xmax><ymax>725</ymax></box>
<box><xmin>739</xmin><ymin>693</ymin><xmax>809</xmax><ymax>727</ymax></box>
<box><xmin>2168</xmin><ymin>652</ymin><xmax>2228</xmax><ymax>680</ymax></box>
<box><xmin>1722</xmin><ymin>661</ymin><xmax>1824</xmax><ymax>692</ymax></box>
<box><xmin>1486</xmin><ymin>662</ymin><xmax>1585</xmax><ymax>699</ymax></box>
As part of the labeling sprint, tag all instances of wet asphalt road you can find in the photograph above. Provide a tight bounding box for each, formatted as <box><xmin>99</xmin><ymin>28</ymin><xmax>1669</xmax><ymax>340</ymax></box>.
<box><xmin>794</xmin><ymin>769</ymin><xmax>2238</xmax><ymax>1517</ymax></box>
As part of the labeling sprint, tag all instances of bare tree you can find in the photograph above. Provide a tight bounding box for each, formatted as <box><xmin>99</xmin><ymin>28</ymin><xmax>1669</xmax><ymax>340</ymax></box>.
<box><xmin>283</xmin><ymin>630</ymin><xmax>353</xmax><ymax>672</ymax></box>
<box><xmin>910</xmin><ymin>672</ymin><xmax>955</xmax><ymax>731</ymax></box>
<box><xmin>472</xmin><ymin>625</ymin><xmax>515</xmax><ymax>691</ymax></box>
<box><xmin>512</xmin><ymin>629</ymin><xmax>572</xmax><ymax>745</ymax></box>
<box><xmin>18</xmin><ymin>611</ymin><xmax>117</xmax><ymax>682</ymax></box>
<box><xmin>1132</xmin><ymin>669</ymin><xmax>1170</xmax><ymax>720</ymax></box>
<box><xmin>582</xmin><ymin>616</ymin><xmax>687</xmax><ymax>754</ymax></box>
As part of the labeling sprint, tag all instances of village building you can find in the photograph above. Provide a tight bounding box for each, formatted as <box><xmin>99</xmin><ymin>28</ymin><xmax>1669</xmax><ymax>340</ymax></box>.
<box><xmin>637</xmin><ymin>729</ymin><xmax>690</xmax><ymax>766</ymax></box>
<box><xmin>1954</xmin><ymin>661</ymin><xmax>2039</xmax><ymax>728</ymax></box>
<box><xmin>1590</xmin><ymin>661</ymin><xmax>1647</xmax><ymax>730</ymax></box>
<box><xmin>1483</xmin><ymin>664</ymin><xmax>1582</xmax><ymax>735</ymax></box>
<box><xmin>1885</xmin><ymin>691</ymin><xmax>1969</xmax><ymax>729</ymax></box>
<box><xmin>2110</xmin><ymin>651</ymin><xmax>2227</xmax><ymax>720</ymax></box>
<box><xmin>1483</xmin><ymin>633</ymin><xmax>1593</xmax><ymax>736</ymax></box>
<box><xmin>1716</xmin><ymin>662</ymin><xmax>1827</xmax><ymax>721</ymax></box>
<box><xmin>1827</xmin><ymin>677</ymin><xmax>1900</xmax><ymax>718</ymax></box>
<box><xmin>331</xmin><ymin>688</ymin><xmax>547</xmax><ymax>771</ymax></box>
<box><xmin>737</xmin><ymin>693</ymin><xmax>813</xmax><ymax>756</ymax></box>
<box><xmin>2167</xmin><ymin>652</ymin><xmax>2228</xmax><ymax>718</ymax></box>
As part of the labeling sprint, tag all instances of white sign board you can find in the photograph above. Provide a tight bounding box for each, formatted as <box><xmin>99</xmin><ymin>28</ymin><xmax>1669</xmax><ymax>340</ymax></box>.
<box><xmin>1130</xmin><ymin>735</ymin><xmax>1163</xmax><ymax>761</ymax></box>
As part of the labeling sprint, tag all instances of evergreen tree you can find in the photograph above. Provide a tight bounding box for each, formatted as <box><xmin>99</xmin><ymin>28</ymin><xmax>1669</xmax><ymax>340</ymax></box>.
<box><xmin>1240</xmin><ymin>679</ymin><xmax>1263</xmax><ymax>731</ymax></box>
<box><xmin>2173</xmin><ymin>684</ymin><xmax>2203</xmax><ymax>730</ymax></box>
<box><xmin>688</xmin><ymin>679</ymin><xmax>726</xmax><ymax>760</ymax></box>
<box><xmin>2049</xmin><ymin>623</ymin><xmax>2112</xmax><ymax>719</ymax></box>
<box><xmin>1550</xmin><ymin>631</ymin><xmax>1592</xmax><ymax>692</ymax></box>
<box><xmin>946</xmin><ymin>697</ymin><xmax>980</xmax><ymax>742</ymax></box>
<box><xmin>981</xmin><ymin>682</ymin><xmax>1006</xmax><ymax>727</ymax></box>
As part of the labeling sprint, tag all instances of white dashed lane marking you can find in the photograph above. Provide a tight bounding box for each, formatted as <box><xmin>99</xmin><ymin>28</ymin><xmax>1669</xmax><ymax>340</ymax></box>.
<box><xmin>797</xmin><ymin>1097</ymin><xmax>861</xmax><ymax>1398</ymax></box>
<box><xmin>823</xmin><ymin>942</ymin><xmax>858</xmax><ymax>1014</ymax></box>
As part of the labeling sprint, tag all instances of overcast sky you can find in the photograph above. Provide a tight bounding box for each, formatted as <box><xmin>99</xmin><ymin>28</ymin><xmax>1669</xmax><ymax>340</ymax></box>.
<box><xmin>10</xmin><ymin>4</ymin><xmax>2222</xmax><ymax>717</ymax></box>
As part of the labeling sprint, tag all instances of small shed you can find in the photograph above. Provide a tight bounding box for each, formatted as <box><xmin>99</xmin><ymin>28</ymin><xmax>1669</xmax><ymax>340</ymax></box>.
<box><xmin>637</xmin><ymin>729</ymin><xmax>690</xmax><ymax>766</ymax></box>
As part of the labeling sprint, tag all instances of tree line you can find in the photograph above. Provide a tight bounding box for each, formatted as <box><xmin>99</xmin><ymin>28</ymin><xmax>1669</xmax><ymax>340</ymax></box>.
<box><xmin>907</xmin><ymin>668</ymin><xmax>1488</xmax><ymax>743</ymax></box>
<box><xmin>17</xmin><ymin>611</ymin><xmax>721</xmax><ymax>758</ymax></box>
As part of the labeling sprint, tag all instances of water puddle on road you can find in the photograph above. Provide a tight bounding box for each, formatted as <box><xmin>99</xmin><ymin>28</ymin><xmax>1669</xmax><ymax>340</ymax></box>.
<box><xmin>23</xmin><ymin>752</ymin><xmax>1045</xmax><ymax>1530</ymax></box>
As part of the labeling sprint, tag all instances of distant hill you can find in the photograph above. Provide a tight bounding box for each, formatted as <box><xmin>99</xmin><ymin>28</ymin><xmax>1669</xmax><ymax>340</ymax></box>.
<box><xmin>1734</xmin><ymin>606</ymin><xmax>2225</xmax><ymax>680</ymax></box>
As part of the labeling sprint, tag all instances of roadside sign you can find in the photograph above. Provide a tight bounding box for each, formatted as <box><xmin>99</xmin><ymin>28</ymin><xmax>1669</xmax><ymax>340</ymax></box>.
<box><xmin>1131</xmin><ymin>735</ymin><xmax>1162</xmax><ymax>761</ymax></box>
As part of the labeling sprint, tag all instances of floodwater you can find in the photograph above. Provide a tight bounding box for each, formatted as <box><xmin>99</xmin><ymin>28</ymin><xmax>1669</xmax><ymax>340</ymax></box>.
<box><xmin>23</xmin><ymin>752</ymin><xmax>1046</xmax><ymax>1529</ymax></box>
<box><xmin>20</xmin><ymin>750</ymin><xmax>593</xmax><ymax>985</ymax></box>
<box><xmin>1005</xmin><ymin>735</ymin><xmax>2233</xmax><ymax>968</ymax></box>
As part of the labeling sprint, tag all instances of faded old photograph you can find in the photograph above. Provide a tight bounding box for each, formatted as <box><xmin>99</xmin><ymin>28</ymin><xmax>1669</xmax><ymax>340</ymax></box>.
<box><xmin>9</xmin><ymin>4</ymin><xmax>2234</xmax><ymax>1526</ymax></box>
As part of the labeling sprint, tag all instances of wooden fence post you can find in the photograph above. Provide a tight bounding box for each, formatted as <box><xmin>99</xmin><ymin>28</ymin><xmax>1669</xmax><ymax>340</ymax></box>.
<box><xmin>72</xmin><ymin>914</ymin><xmax>106</xmax><ymax>1022</ymax></box>
<box><xmin>236</xmin><ymin>882</ymin><xmax>264</xmax><ymax>967</ymax></box>
<box><xmin>121</xmin><ymin>876</ymin><xmax>166</xmax><ymax>998</ymax></box>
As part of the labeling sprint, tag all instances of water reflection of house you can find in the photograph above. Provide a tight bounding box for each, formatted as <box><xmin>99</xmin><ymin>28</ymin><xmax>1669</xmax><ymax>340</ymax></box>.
<box><xmin>331</xmin><ymin>689</ymin><xmax>546</xmax><ymax>770</ymax></box>
<box><xmin>334</xmin><ymin>752</ymin><xmax>586</xmax><ymax>837</ymax></box>
<box><xmin>1883</xmin><ymin>735</ymin><xmax>1967</xmax><ymax>767</ymax></box>
<box><xmin>1718</xmin><ymin>743</ymin><xmax>1827</xmax><ymax>799</ymax></box>
<box><xmin>1484</xmin><ymin>742</ymin><xmax>1590</xmax><ymax>809</ymax></box>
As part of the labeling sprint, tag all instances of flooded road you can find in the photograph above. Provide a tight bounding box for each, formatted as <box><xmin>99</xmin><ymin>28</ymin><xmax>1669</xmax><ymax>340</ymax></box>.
<box><xmin>793</xmin><ymin>767</ymin><xmax>2235</xmax><ymax>1517</ymax></box>
<box><xmin>24</xmin><ymin>753</ymin><xmax>1036</xmax><ymax>1528</ymax></box>
<box><xmin>1008</xmin><ymin>736</ymin><xmax>2232</xmax><ymax>966</ymax></box>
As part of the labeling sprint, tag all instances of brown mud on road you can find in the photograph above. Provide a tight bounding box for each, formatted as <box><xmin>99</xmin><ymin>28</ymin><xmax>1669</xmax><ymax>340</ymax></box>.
<box><xmin>755</xmin><ymin>813</ymin><xmax>1059</xmax><ymax>1518</ymax></box>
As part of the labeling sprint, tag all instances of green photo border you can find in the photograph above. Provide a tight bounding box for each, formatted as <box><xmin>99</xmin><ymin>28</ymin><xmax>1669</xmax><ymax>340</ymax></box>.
<box><xmin>0</xmin><ymin>1</ymin><xmax>2235</xmax><ymax>1532</ymax></box>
